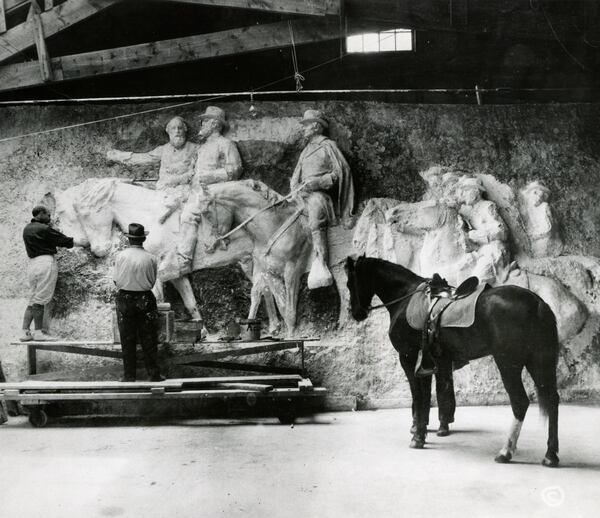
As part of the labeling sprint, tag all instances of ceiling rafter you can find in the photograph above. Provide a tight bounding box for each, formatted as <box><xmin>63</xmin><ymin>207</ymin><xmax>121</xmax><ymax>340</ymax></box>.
<box><xmin>0</xmin><ymin>0</ymin><xmax>120</xmax><ymax>64</ymax></box>
<box><xmin>157</xmin><ymin>0</ymin><xmax>340</xmax><ymax>16</ymax></box>
<box><xmin>0</xmin><ymin>17</ymin><xmax>341</xmax><ymax>92</ymax></box>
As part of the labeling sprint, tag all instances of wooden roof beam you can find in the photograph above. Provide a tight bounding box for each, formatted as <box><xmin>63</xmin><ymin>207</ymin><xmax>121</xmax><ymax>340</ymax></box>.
<box><xmin>157</xmin><ymin>0</ymin><xmax>340</xmax><ymax>16</ymax></box>
<box><xmin>28</xmin><ymin>0</ymin><xmax>52</xmax><ymax>81</ymax></box>
<box><xmin>0</xmin><ymin>17</ymin><xmax>341</xmax><ymax>92</ymax></box>
<box><xmin>0</xmin><ymin>0</ymin><xmax>121</xmax><ymax>64</ymax></box>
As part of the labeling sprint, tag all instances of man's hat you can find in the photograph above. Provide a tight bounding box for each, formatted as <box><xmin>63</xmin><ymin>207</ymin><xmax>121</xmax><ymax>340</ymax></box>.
<box><xmin>300</xmin><ymin>109</ymin><xmax>329</xmax><ymax>129</ymax></box>
<box><xmin>124</xmin><ymin>222</ymin><xmax>149</xmax><ymax>238</ymax></box>
<box><xmin>199</xmin><ymin>106</ymin><xmax>229</xmax><ymax>130</ymax></box>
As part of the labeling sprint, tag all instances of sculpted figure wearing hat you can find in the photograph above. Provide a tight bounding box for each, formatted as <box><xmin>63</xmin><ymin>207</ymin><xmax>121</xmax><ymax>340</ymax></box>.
<box><xmin>113</xmin><ymin>223</ymin><xmax>165</xmax><ymax>382</ymax></box>
<box><xmin>107</xmin><ymin>116</ymin><xmax>198</xmax><ymax>224</ymax></box>
<box><xmin>176</xmin><ymin>106</ymin><xmax>243</xmax><ymax>272</ymax></box>
<box><xmin>454</xmin><ymin>176</ymin><xmax>509</xmax><ymax>284</ymax></box>
<box><xmin>291</xmin><ymin>109</ymin><xmax>354</xmax><ymax>288</ymax></box>
<box><xmin>520</xmin><ymin>180</ymin><xmax>563</xmax><ymax>257</ymax></box>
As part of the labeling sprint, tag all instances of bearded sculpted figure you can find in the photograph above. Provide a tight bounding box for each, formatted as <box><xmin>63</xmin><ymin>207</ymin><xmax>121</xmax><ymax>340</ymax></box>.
<box><xmin>107</xmin><ymin>116</ymin><xmax>197</xmax><ymax>224</ymax></box>
<box><xmin>176</xmin><ymin>106</ymin><xmax>243</xmax><ymax>274</ymax></box>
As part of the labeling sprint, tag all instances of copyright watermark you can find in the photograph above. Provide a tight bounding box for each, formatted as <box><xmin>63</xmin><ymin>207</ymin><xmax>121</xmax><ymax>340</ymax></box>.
<box><xmin>541</xmin><ymin>485</ymin><xmax>565</xmax><ymax>507</ymax></box>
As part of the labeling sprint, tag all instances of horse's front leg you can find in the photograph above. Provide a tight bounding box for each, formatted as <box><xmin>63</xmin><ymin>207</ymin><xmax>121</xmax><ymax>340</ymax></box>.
<box><xmin>170</xmin><ymin>277</ymin><xmax>207</xmax><ymax>338</ymax></box>
<box><xmin>400</xmin><ymin>351</ymin><xmax>431</xmax><ymax>448</ymax></box>
<box><xmin>152</xmin><ymin>281</ymin><xmax>165</xmax><ymax>303</ymax></box>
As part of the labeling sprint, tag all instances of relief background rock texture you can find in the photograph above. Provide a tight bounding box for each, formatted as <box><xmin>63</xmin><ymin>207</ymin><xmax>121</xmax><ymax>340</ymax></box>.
<box><xmin>1</xmin><ymin>101</ymin><xmax>599</xmax><ymax>407</ymax></box>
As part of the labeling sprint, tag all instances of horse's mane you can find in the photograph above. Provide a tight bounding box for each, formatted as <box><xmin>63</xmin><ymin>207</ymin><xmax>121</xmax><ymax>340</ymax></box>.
<box><xmin>208</xmin><ymin>179</ymin><xmax>284</xmax><ymax>204</ymax></box>
<box><xmin>67</xmin><ymin>178</ymin><xmax>120</xmax><ymax>215</ymax></box>
<box><xmin>356</xmin><ymin>256</ymin><xmax>423</xmax><ymax>284</ymax></box>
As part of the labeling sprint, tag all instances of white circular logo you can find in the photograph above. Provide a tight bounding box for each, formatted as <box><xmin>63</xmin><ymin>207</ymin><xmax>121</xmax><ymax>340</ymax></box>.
<box><xmin>541</xmin><ymin>486</ymin><xmax>565</xmax><ymax>507</ymax></box>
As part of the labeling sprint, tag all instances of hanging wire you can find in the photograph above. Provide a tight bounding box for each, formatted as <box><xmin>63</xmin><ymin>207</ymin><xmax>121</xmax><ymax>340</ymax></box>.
<box><xmin>538</xmin><ymin>0</ymin><xmax>591</xmax><ymax>72</ymax></box>
<box><xmin>288</xmin><ymin>21</ymin><xmax>305</xmax><ymax>92</ymax></box>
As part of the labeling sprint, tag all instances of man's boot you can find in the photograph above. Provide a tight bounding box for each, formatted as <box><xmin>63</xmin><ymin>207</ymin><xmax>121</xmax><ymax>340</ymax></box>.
<box><xmin>308</xmin><ymin>229</ymin><xmax>333</xmax><ymax>289</ymax></box>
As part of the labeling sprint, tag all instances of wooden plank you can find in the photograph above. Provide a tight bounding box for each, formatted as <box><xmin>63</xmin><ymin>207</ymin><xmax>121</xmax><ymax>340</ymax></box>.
<box><xmin>174</xmin><ymin>341</ymin><xmax>301</xmax><ymax>364</ymax></box>
<box><xmin>27</xmin><ymin>0</ymin><xmax>52</xmax><ymax>81</ymax></box>
<box><xmin>0</xmin><ymin>387</ymin><xmax>327</xmax><ymax>401</ymax></box>
<box><xmin>31</xmin><ymin>344</ymin><xmax>122</xmax><ymax>359</ymax></box>
<box><xmin>0</xmin><ymin>0</ymin><xmax>121</xmax><ymax>64</ymax></box>
<box><xmin>157</xmin><ymin>0</ymin><xmax>340</xmax><ymax>16</ymax></box>
<box><xmin>215</xmin><ymin>382</ymin><xmax>273</xmax><ymax>392</ymax></box>
<box><xmin>0</xmin><ymin>0</ymin><xmax>6</xmax><ymax>34</ymax></box>
<box><xmin>0</xmin><ymin>375</ymin><xmax>302</xmax><ymax>391</ymax></box>
<box><xmin>182</xmin><ymin>361</ymin><xmax>304</xmax><ymax>375</ymax></box>
<box><xmin>0</xmin><ymin>17</ymin><xmax>340</xmax><ymax>91</ymax></box>
<box><xmin>11</xmin><ymin>340</ymin><xmax>116</xmax><ymax>346</ymax></box>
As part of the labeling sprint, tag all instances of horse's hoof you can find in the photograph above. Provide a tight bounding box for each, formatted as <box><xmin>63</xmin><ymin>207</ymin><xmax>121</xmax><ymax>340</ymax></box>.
<box><xmin>410</xmin><ymin>423</ymin><xmax>417</xmax><ymax>434</ymax></box>
<box><xmin>494</xmin><ymin>452</ymin><xmax>512</xmax><ymax>464</ymax></box>
<box><xmin>410</xmin><ymin>438</ymin><xmax>425</xmax><ymax>449</ymax></box>
<box><xmin>542</xmin><ymin>454</ymin><xmax>559</xmax><ymax>468</ymax></box>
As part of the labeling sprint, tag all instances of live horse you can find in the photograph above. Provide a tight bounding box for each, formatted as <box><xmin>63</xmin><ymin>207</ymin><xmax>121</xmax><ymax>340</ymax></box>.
<box><xmin>345</xmin><ymin>256</ymin><xmax>560</xmax><ymax>467</ymax></box>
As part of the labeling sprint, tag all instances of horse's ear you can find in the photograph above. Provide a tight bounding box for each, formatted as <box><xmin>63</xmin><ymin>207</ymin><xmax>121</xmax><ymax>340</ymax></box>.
<box><xmin>40</xmin><ymin>192</ymin><xmax>56</xmax><ymax>214</ymax></box>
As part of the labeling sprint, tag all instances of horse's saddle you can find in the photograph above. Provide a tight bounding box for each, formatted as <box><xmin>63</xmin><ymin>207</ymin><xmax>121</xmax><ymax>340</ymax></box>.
<box><xmin>406</xmin><ymin>276</ymin><xmax>487</xmax><ymax>331</ymax></box>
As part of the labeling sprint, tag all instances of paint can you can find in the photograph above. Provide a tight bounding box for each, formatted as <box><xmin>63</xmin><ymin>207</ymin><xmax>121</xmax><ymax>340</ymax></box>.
<box><xmin>239</xmin><ymin>318</ymin><xmax>262</xmax><ymax>341</ymax></box>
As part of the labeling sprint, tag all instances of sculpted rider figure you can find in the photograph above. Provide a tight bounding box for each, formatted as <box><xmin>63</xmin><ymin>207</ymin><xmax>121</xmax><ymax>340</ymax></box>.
<box><xmin>455</xmin><ymin>176</ymin><xmax>509</xmax><ymax>284</ymax></box>
<box><xmin>520</xmin><ymin>180</ymin><xmax>563</xmax><ymax>258</ymax></box>
<box><xmin>107</xmin><ymin>116</ymin><xmax>197</xmax><ymax>223</ymax></box>
<box><xmin>291</xmin><ymin>109</ymin><xmax>354</xmax><ymax>288</ymax></box>
<box><xmin>177</xmin><ymin>106</ymin><xmax>243</xmax><ymax>273</ymax></box>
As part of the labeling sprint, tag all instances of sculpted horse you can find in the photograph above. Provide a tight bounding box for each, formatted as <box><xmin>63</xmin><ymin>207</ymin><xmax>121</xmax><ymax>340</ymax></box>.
<box><xmin>346</xmin><ymin>256</ymin><xmax>560</xmax><ymax>467</ymax></box>
<box><xmin>49</xmin><ymin>178</ymin><xmax>280</xmax><ymax>332</ymax></box>
<box><xmin>189</xmin><ymin>179</ymin><xmax>352</xmax><ymax>332</ymax></box>
<box><xmin>386</xmin><ymin>200</ymin><xmax>587</xmax><ymax>342</ymax></box>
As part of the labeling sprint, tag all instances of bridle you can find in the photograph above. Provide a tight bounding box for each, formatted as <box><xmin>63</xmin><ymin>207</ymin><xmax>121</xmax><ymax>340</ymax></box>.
<box><xmin>367</xmin><ymin>286</ymin><xmax>427</xmax><ymax>311</ymax></box>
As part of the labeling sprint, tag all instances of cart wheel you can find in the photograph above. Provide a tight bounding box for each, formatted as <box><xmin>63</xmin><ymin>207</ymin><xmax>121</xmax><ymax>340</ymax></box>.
<box><xmin>29</xmin><ymin>408</ymin><xmax>48</xmax><ymax>428</ymax></box>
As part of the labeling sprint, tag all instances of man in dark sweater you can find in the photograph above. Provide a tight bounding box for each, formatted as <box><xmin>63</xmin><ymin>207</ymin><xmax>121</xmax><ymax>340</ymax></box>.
<box><xmin>20</xmin><ymin>205</ymin><xmax>83</xmax><ymax>342</ymax></box>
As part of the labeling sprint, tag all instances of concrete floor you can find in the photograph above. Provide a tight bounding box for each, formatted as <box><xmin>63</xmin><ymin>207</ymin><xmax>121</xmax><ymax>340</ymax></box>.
<box><xmin>1</xmin><ymin>404</ymin><xmax>599</xmax><ymax>518</ymax></box>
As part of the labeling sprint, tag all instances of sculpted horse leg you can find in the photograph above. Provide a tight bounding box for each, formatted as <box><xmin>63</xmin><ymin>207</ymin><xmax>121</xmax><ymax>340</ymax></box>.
<box><xmin>332</xmin><ymin>264</ymin><xmax>350</xmax><ymax>326</ymax></box>
<box><xmin>169</xmin><ymin>277</ymin><xmax>207</xmax><ymax>335</ymax></box>
<box><xmin>239</xmin><ymin>258</ymin><xmax>281</xmax><ymax>335</ymax></box>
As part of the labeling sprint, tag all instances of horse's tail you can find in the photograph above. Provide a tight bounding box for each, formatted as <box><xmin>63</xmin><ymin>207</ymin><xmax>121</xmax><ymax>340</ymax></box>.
<box><xmin>530</xmin><ymin>299</ymin><xmax>560</xmax><ymax>419</ymax></box>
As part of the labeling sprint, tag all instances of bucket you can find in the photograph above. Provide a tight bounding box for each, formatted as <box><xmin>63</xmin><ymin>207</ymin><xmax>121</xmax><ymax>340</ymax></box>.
<box><xmin>239</xmin><ymin>318</ymin><xmax>261</xmax><ymax>340</ymax></box>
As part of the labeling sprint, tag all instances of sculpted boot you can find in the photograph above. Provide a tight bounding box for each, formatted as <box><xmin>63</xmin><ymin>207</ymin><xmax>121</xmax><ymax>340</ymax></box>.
<box><xmin>308</xmin><ymin>229</ymin><xmax>333</xmax><ymax>289</ymax></box>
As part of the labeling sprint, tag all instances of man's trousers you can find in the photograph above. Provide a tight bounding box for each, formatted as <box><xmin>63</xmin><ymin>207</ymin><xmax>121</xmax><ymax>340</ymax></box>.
<box><xmin>115</xmin><ymin>290</ymin><xmax>160</xmax><ymax>380</ymax></box>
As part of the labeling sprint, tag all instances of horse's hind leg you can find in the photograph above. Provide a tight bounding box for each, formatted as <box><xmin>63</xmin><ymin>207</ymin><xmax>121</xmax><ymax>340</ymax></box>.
<box><xmin>494</xmin><ymin>361</ymin><xmax>529</xmax><ymax>464</ymax></box>
<box><xmin>526</xmin><ymin>354</ymin><xmax>560</xmax><ymax>467</ymax></box>
<box><xmin>170</xmin><ymin>276</ymin><xmax>207</xmax><ymax>337</ymax></box>
<box><xmin>435</xmin><ymin>355</ymin><xmax>455</xmax><ymax>436</ymax></box>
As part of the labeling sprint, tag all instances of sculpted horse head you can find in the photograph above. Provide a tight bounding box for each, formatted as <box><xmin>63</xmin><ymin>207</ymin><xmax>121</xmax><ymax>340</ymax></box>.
<box><xmin>54</xmin><ymin>178</ymin><xmax>124</xmax><ymax>257</ymax></box>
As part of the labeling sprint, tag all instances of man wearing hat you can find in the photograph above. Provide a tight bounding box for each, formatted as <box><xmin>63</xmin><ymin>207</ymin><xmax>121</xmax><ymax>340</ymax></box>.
<box><xmin>113</xmin><ymin>223</ymin><xmax>164</xmax><ymax>382</ymax></box>
<box><xmin>20</xmin><ymin>205</ymin><xmax>85</xmax><ymax>342</ymax></box>
<box><xmin>107</xmin><ymin>116</ymin><xmax>198</xmax><ymax>224</ymax></box>
<box><xmin>177</xmin><ymin>106</ymin><xmax>243</xmax><ymax>272</ymax></box>
<box><xmin>455</xmin><ymin>176</ymin><xmax>509</xmax><ymax>284</ymax></box>
<box><xmin>290</xmin><ymin>109</ymin><xmax>354</xmax><ymax>288</ymax></box>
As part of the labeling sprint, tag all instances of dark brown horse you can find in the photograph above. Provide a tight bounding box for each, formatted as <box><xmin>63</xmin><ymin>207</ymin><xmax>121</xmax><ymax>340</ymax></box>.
<box><xmin>345</xmin><ymin>256</ymin><xmax>560</xmax><ymax>467</ymax></box>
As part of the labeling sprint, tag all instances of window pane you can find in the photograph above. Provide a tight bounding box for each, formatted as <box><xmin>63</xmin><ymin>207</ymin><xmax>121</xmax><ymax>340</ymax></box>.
<box><xmin>346</xmin><ymin>34</ymin><xmax>363</xmax><ymax>53</ymax></box>
<box><xmin>379</xmin><ymin>30</ymin><xmax>396</xmax><ymax>51</ymax></box>
<box><xmin>363</xmin><ymin>33</ymin><xmax>379</xmax><ymax>52</ymax></box>
<box><xmin>395</xmin><ymin>30</ymin><xmax>413</xmax><ymax>51</ymax></box>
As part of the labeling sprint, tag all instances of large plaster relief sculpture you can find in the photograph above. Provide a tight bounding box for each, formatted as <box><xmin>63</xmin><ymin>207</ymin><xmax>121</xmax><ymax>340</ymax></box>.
<box><xmin>354</xmin><ymin>165</ymin><xmax>588</xmax><ymax>343</ymax></box>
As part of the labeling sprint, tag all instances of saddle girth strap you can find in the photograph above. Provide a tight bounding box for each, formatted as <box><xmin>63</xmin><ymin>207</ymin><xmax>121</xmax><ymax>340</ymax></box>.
<box><xmin>264</xmin><ymin>208</ymin><xmax>304</xmax><ymax>256</ymax></box>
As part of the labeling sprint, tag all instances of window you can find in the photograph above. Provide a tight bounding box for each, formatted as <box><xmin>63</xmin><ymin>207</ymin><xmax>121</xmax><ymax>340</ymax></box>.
<box><xmin>346</xmin><ymin>28</ymin><xmax>414</xmax><ymax>53</ymax></box>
